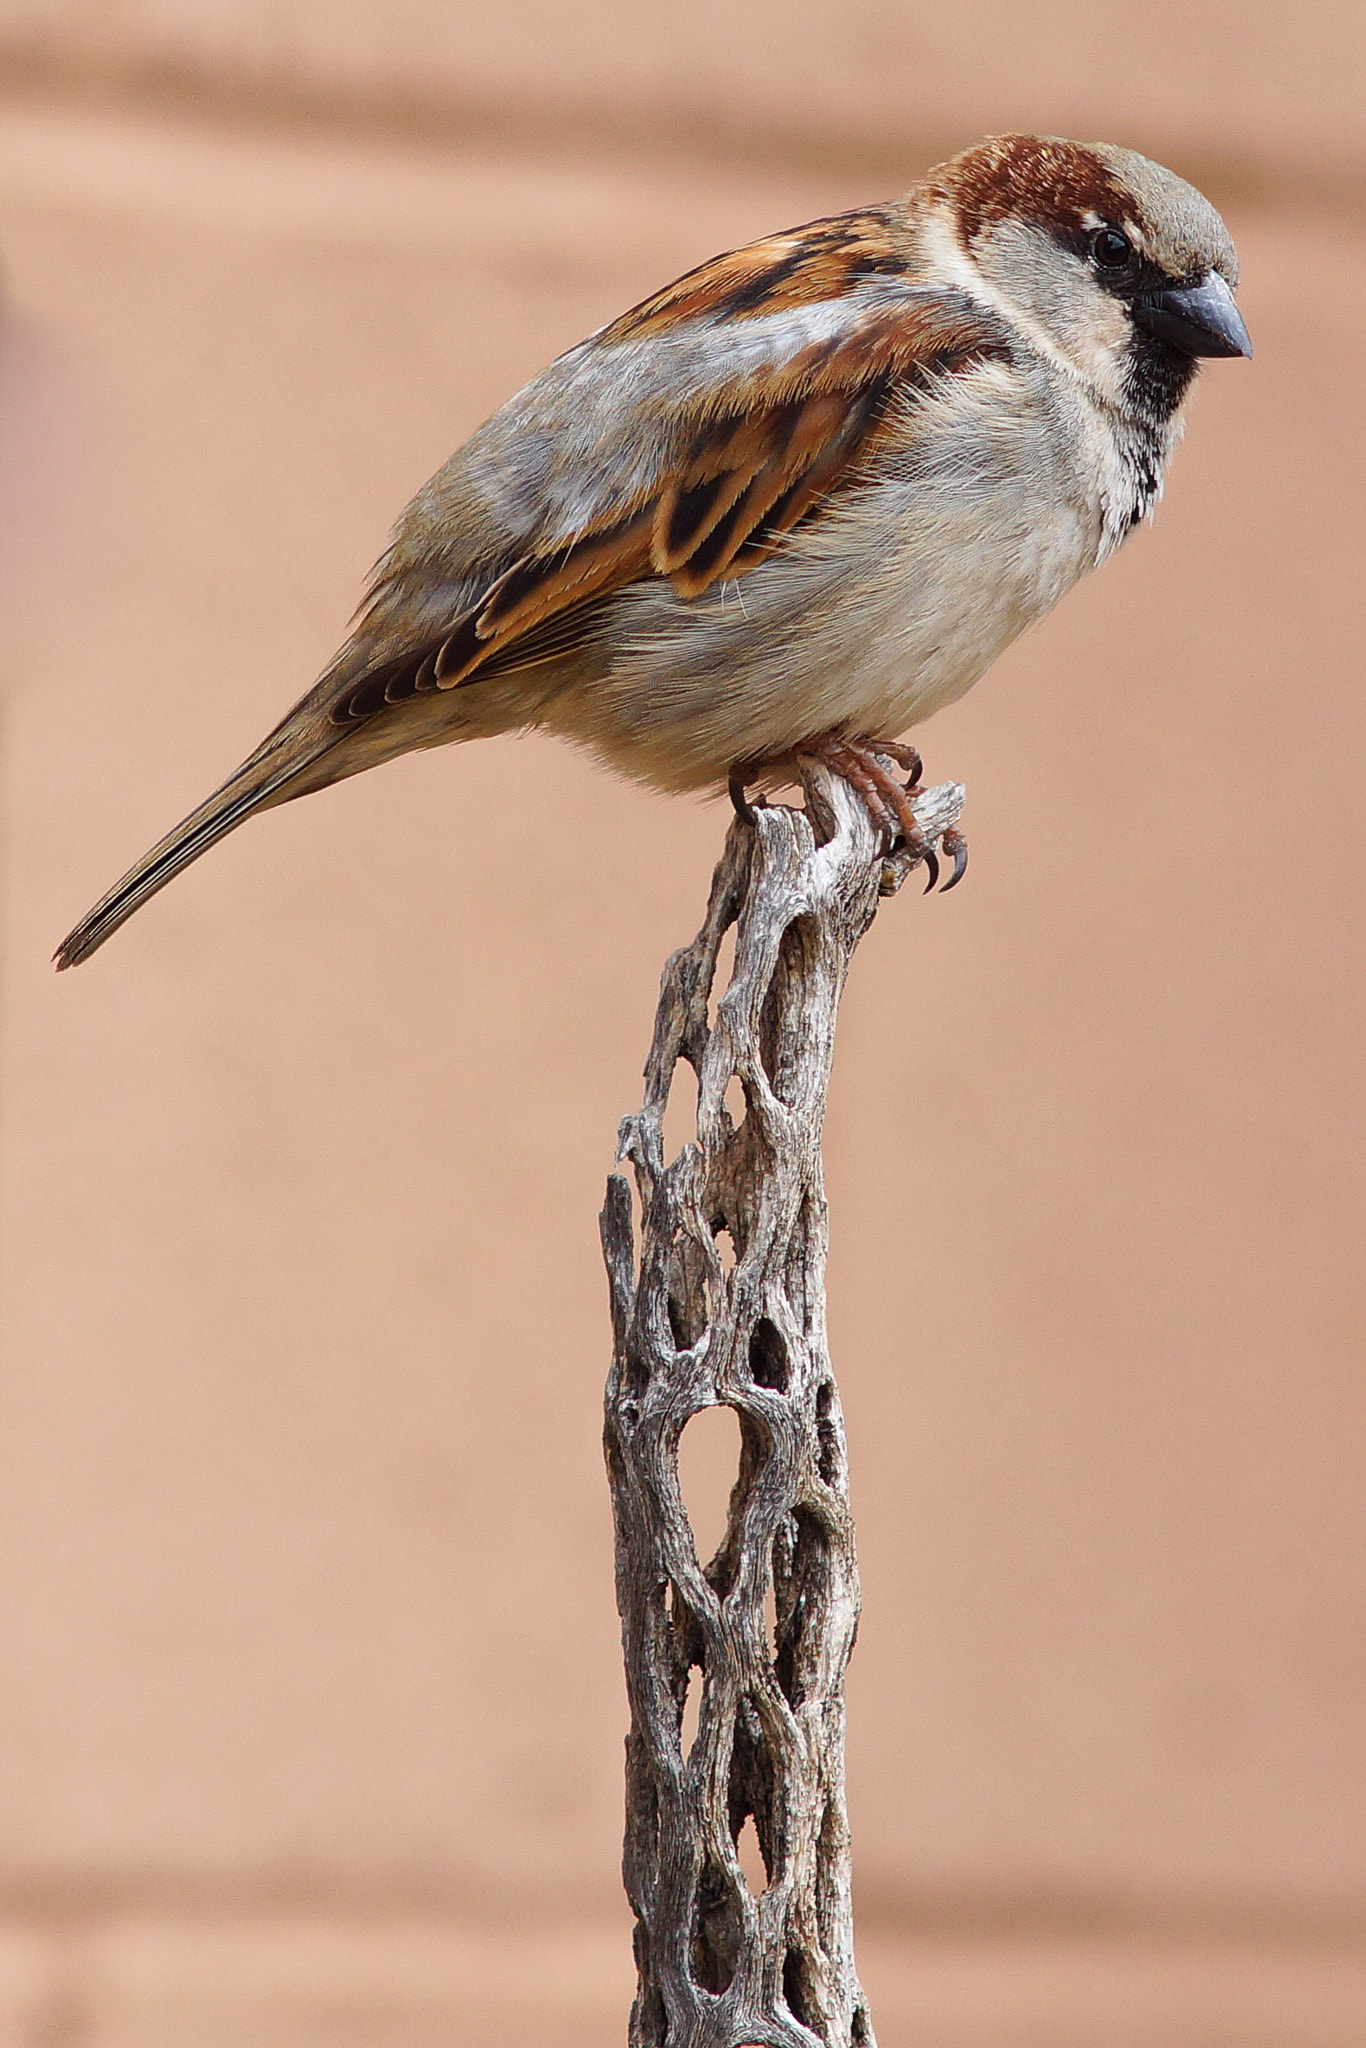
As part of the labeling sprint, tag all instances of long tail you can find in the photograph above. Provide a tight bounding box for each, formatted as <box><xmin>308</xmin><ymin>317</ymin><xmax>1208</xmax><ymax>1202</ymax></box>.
<box><xmin>54</xmin><ymin>737</ymin><xmax>335</xmax><ymax>970</ymax></box>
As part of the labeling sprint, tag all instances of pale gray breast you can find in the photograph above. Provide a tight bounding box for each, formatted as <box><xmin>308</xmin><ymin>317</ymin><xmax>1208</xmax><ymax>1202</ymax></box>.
<box><xmin>538</xmin><ymin>355</ymin><xmax>1105</xmax><ymax>791</ymax></box>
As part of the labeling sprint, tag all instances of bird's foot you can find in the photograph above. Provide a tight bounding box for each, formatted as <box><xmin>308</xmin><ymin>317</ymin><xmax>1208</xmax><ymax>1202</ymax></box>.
<box><xmin>799</xmin><ymin>733</ymin><xmax>961</xmax><ymax>893</ymax></box>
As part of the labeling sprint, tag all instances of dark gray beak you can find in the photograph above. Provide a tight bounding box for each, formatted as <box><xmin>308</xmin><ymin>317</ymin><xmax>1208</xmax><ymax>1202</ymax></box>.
<box><xmin>1132</xmin><ymin>272</ymin><xmax>1253</xmax><ymax>359</ymax></box>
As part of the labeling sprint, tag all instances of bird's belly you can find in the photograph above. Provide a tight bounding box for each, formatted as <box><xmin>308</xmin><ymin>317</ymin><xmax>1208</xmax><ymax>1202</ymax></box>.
<box><xmin>542</xmin><ymin>470</ymin><xmax>1097</xmax><ymax>793</ymax></box>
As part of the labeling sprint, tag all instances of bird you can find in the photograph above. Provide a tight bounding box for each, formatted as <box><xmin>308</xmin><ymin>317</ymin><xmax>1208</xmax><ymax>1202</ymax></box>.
<box><xmin>55</xmin><ymin>132</ymin><xmax>1250</xmax><ymax>970</ymax></box>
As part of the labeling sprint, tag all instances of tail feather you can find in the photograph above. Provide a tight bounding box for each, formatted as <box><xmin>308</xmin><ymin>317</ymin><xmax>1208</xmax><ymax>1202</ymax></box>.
<box><xmin>54</xmin><ymin>742</ymin><xmax>332</xmax><ymax>970</ymax></box>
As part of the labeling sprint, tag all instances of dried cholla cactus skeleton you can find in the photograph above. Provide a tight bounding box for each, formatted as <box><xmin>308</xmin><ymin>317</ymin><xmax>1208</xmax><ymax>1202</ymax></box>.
<box><xmin>601</xmin><ymin>763</ymin><xmax>966</xmax><ymax>2048</ymax></box>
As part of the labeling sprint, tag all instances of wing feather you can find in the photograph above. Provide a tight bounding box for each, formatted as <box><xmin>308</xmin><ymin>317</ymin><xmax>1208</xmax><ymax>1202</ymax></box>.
<box><xmin>330</xmin><ymin>207</ymin><xmax>1008</xmax><ymax>730</ymax></box>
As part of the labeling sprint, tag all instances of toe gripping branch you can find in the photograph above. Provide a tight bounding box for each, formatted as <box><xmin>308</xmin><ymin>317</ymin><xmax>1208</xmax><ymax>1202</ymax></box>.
<box><xmin>815</xmin><ymin>737</ymin><xmax>968</xmax><ymax>895</ymax></box>
<box><xmin>730</xmin><ymin>740</ymin><xmax>968</xmax><ymax>897</ymax></box>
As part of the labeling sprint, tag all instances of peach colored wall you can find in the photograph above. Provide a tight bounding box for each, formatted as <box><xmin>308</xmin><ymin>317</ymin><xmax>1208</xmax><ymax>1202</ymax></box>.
<box><xmin>0</xmin><ymin>7</ymin><xmax>1363</xmax><ymax>2042</ymax></box>
<box><xmin>0</xmin><ymin>0</ymin><xmax>1362</xmax><ymax>196</ymax></box>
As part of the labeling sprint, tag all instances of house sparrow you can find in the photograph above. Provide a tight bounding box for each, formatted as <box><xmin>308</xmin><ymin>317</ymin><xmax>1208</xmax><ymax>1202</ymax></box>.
<box><xmin>55</xmin><ymin>132</ymin><xmax>1249</xmax><ymax>969</ymax></box>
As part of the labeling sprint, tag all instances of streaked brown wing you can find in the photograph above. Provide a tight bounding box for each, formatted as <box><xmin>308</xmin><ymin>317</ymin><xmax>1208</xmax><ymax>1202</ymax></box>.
<box><xmin>595</xmin><ymin>206</ymin><xmax>914</xmax><ymax>337</ymax></box>
<box><xmin>332</xmin><ymin>212</ymin><xmax>1003</xmax><ymax>728</ymax></box>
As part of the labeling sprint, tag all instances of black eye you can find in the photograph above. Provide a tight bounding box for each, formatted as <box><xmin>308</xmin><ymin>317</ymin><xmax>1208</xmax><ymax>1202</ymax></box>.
<box><xmin>1090</xmin><ymin>226</ymin><xmax>1134</xmax><ymax>271</ymax></box>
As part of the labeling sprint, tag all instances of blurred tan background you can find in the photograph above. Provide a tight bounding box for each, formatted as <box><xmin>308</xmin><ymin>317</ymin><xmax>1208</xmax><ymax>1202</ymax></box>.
<box><xmin>0</xmin><ymin>4</ymin><xmax>1362</xmax><ymax>2043</ymax></box>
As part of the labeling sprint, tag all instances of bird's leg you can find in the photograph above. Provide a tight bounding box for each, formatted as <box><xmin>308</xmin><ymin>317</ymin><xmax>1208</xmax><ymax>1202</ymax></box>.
<box><xmin>801</xmin><ymin>734</ymin><xmax>947</xmax><ymax>891</ymax></box>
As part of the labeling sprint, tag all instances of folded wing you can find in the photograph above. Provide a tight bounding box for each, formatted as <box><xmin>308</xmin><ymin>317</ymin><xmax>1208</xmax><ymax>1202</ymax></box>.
<box><xmin>329</xmin><ymin>208</ymin><xmax>1008</xmax><ymax>724</ymax></box>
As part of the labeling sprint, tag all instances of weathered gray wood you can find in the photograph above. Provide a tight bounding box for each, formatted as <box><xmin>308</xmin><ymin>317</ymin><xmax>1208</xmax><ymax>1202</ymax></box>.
<box><xmin>601</xmin><ymin>763</ymin><xmax>967</xmax><ymax>2048</ymax></box>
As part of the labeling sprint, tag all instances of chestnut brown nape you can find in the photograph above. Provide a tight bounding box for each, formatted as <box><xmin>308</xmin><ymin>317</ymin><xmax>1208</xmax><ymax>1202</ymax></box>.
<box><xmin>931</xmin><ymin>134</ymin><xmax>1132</xmax><ymax>246</ymax></box>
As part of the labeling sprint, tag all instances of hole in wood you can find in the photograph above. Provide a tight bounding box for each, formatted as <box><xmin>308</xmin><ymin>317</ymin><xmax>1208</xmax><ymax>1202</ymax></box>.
<box><xmin>625</xmin><ymin>1166</ymin><xmax>643</xmax><ymax>1260</ymax></box>
<box><xmin>773</xmin><ymin>1506</ymin><xmax>831</xmax><ymax>1709</ymax></box>
<box><xmin>706</xmin><ymin>921</ymin><xmax>739</xmax><ymax>1032</ymax></box>
<box><xmin>691</xmin><ymin>1858</ymin><xmax>740</xmax><ymax>1995</ymax></box>
<box><xmin>783</xmin><ymin>1946</ymin><xmax>816</xmax><ymax>2029</ymax></box>
<box><xmin>677</xmin><ymin>1404</ymin><xmax>742</xmax><ymax>1567</ymax></box>
<box><xmin>712</xmin><ymin>1221</ymin><xmax>737</xmax><ymax>1272</ymax></box>
<box><xmin>735</xmin><ymin>1812</ymin><xmax>767</xmax><ymax>1895</ymax></box>
<box><xmin>659</xmin><ymin>1064</ymin><xmax>699</xmax><ymax>1170</ymax></box>
<box><xmin>748</xmin><ymin>1316</ymin><xmax>789</xmax><ymax>1392</ymax></box>
<box><xmin>623</xmin><ymin>1345</ymin><xmax>649</xmax><ymax>1398</ymax></box>
<box><xmin>665</xmin><ymin>1222</ymin><xmax>710</xmax><ymax>1352</ymax></box>
<box><xmin>758</xmin><ymin>914</ymin><xmax>818</xmax><ymax>1104</ymax></box>
<box><xmin>679</xmin><ymin>1658</ymin><xmax>702</xmax><ymax>1762</ymax></box>
<box><xmin>723</xmin><ymin>1071</ymin><xmax>747</xmax><ymax>1128</ymax></box>
<box><xmin>816</xmin><ymin>1379</ymin><xmax>842</xmax><ymax>1484</ymax></box>
<box><xmin>800</xmin><ymin>765</ymin><xmax>838</xmax><ymax>846</ymax></box>
<box><xmin>764</xmin><ymin>1570</ymin><xmax>779</xmax><ymax>1665</ymax></box>
<box><xmin>667</xmin><ymin>1289</ymin><xmax>698</xmax><ymax>1352</ymax></box>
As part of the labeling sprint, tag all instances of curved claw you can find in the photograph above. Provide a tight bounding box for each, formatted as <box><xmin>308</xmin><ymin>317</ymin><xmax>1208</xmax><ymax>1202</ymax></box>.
<box><xmin>920</xmin><ymin>844</ymin><xmax>941</xmax><ymax>892</ymax></box>
<box><xmin>727</xmin><ymin>774</ymin><xmax>757</xmax><ymax>826</ymax></box>
<box><xmin>939</xmin><ymin>826</ymin><xmax>969</xmax><ymax>892</ymax></box>
<box><xmin>872</xmin><ymin>739</ymin><xmax>923</xmax><ymax>791</ymax></box>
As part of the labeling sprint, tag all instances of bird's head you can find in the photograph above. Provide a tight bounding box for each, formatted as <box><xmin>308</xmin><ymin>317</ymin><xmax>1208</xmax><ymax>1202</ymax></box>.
<box><xmin>923</xmin><ymin>134</ymin><xmax>1251</xmax><ymax>417</ymax></box>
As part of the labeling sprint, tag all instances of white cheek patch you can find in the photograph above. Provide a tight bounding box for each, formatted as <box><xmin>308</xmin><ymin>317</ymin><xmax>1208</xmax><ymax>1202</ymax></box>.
<box><xmin>1068</xmin><ymin>294</ymin><xmax>1134</xmax><ymax>399</ymax></box>
<box><xmin>916</xmin><ymin>210</ymin><xmax>1083</xmax><ymax>384</ymax></box>
<box><xmin>919</xmin><ymin>205</ymin><xmax>1134</xmax><ymax>411</ymax></box>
